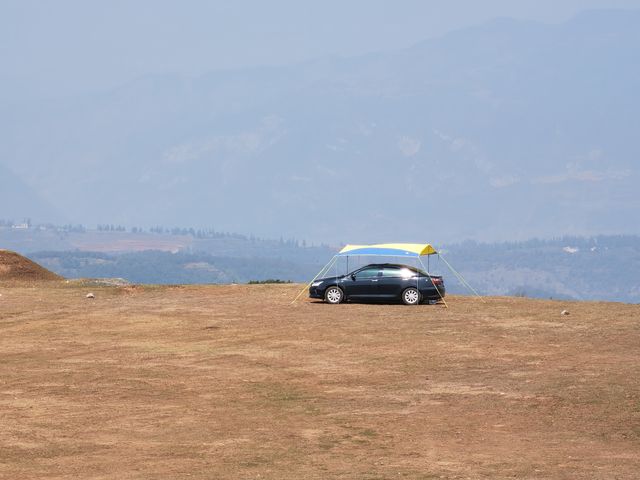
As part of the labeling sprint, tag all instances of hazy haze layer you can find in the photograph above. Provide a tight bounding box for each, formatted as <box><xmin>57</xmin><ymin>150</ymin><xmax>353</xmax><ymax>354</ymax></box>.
<box><xmin>1</xmin><ymin>4</ymin><xmax>639</xmax><ymax>243</ymax></box>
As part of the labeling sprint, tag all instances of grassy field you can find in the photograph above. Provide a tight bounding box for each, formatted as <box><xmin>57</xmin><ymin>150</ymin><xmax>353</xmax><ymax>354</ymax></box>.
<box><xmin>0</xmin><ymin>283</ymin><xmax>639</xmax><ymax>479</ymax></box>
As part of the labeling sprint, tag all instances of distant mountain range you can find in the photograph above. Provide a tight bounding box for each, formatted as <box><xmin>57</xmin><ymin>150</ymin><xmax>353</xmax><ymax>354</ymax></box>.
<box><xmin>1</xmin><ymin>9</ymin><xmax>639</xmax><ymax>243</ymax></box>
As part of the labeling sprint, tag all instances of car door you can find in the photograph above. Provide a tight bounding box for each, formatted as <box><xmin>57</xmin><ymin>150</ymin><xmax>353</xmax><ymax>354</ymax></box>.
<box><xmin>379</xmin><ymin>266</ymin><xmax>418</xmax><ymax>298</ymax></box>
<box><xmin>345</xmin><ymin>267</ymin><xmax>381</xmax><ymax>298</ymax></box>
<box><xmin>378</xmin><ymin>266</ymin><xmax>404</xmax><ymax>298</ymax></box>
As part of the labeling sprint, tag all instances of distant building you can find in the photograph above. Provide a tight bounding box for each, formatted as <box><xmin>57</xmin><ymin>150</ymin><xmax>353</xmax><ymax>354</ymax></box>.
<box><xmin>11</xmin><ymin>223</ymin><xmax>29</xmax><ymax>230</ymax></box>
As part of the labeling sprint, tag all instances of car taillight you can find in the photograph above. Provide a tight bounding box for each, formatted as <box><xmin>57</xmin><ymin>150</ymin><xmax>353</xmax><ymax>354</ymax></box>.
<box><xmin>430</xmin><ymin>277</ymin><xmax>442</xmax><ymax>285</ymax></box>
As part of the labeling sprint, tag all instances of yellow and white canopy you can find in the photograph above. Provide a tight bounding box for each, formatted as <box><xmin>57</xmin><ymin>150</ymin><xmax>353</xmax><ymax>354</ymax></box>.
<box><xmin>338</xmin><ymin>243</ymin><xmax>437</xmax><ymax>257</ymax></box>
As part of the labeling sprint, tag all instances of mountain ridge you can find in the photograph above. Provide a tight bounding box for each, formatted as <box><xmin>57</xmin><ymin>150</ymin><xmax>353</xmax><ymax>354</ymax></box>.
<box><xmin>1</xmin><ymin>9</ymin><xmax>638</xmax><ymax>242</ymax></box>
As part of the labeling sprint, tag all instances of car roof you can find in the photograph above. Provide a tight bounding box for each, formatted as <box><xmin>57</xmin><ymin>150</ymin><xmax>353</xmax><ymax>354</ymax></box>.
<box><xmin>358</xmin><ymin>263</ymin><xmax>416</xmax><ymax>269</ymax></box>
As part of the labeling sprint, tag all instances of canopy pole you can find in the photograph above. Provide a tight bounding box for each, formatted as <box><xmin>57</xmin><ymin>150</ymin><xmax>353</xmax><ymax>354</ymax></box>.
<box><xmin>414</xmin><ymin>257</ymin><xmax>419</xmax><ymax>307</ymax></box>
<box><xmin>419</xmin><ymin>256</ymin><xmax>448</xmax><ymax>308</ymax></box>
<box><xmin>439</xmin><ymin>254</ymin><xmax>486</xmax><ymax>303</ymax></box>
<box><xmin>335</xmin><ymin>248</ymin><xmax>339</xmax><ymax>291</ymax></box>
<box><xmin>291</xmin><ymin>255</ymin><xmax>337</xmax><ymax>304</ymax></box>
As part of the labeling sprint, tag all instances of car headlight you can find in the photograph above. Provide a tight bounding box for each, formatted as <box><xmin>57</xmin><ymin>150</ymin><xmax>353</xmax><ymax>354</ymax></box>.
<box><xmin>311</xmin><ymin>281</ymin><xmax>323</xmax><ymax>287</ymax></box>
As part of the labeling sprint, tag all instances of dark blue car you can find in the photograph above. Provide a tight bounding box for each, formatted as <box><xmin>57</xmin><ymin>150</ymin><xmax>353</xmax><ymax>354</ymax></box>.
<box><xmin>309</xmin><ymin>263</ymin><xmax>445</xmax><ymax>305</ymax></box>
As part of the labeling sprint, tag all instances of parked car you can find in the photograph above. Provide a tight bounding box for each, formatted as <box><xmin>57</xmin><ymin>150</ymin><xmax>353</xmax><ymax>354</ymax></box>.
<box><xmin>309</xmin><ymin>263</ymin><xmax>445</xmax><ymax>305</ymax></box>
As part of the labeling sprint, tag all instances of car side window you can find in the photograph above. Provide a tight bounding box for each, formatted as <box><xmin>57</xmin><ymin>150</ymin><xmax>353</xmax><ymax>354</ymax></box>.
<box><xmin>380</xmin><ymin>267</ymin><xmax>401</xmax><ymax>277</ymax></box>
<box><xmin>355</xmin><ymin>268</ymin><xmax>379</xmax><ymax>279</ymax></box>
<box><xmin>399</xmin><ymin>268</ymin><xmax>417</xmax><ymax>278</ymax></box>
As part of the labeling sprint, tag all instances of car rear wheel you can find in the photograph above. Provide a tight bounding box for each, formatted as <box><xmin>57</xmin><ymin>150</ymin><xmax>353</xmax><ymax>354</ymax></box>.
<box><xmin>324</xmin><ymin>286</ymin><xmax>344</xmax><ymax>304</ymax></box>
<box><xmin>402</xmin><ymin>287</ymin><xmax>420</xmax><ymax>305</ymax></box>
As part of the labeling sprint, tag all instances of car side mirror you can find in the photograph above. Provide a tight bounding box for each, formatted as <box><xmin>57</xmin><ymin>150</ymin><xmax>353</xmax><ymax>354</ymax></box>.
<box><xmin>351</xmin><ymin>274</ymin><xmax>356</xmax><ymax>281</ymax></box>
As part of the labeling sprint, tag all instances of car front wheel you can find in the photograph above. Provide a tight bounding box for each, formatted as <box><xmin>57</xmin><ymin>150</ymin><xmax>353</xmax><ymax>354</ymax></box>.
<box><xmin>324</xmin><ymin>286</ymin><xmax>344</xmax><ymax>304</ymax></box>
<box><xmin>402</xmin><ymin>287</ymin><xmax>420</xmax><ymax>305</ymax></box>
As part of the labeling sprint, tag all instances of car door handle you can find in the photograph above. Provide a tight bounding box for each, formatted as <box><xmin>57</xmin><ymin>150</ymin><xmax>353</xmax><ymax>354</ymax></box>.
<box><xmin>371</xmin><ymin>279</ymin><xmax>378</xmax><ymax>282</ymax></box>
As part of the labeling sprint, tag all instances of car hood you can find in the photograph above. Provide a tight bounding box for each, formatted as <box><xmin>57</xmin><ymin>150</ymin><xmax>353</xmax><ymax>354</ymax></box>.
<box><xmin>315</xmin><ymin>275</ymin><xmax>347</xmax><ymax>283</ymax></box>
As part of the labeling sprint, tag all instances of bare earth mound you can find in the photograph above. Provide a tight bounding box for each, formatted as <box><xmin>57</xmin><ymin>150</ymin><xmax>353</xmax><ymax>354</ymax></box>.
<box><xmin>0</xmin><ymin>284</ymin><xmax>638</xmax><ymax>479</ymax></box>
<box><xmin>0</xmin><ymin>249</ymin><xmax>62</xmax><ymax>283</ymax></box>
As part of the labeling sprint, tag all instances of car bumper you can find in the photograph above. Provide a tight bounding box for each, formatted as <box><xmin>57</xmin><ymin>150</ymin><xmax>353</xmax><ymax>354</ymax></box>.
<box><xmin>420</xmin><ymin>285</ymin><xmax>445</xmax><ymax>300</ymax></box>
<box><xmin>309</xmin><ymin>286</ymin><xmax>323</xmax><ymax>299</ymax></box>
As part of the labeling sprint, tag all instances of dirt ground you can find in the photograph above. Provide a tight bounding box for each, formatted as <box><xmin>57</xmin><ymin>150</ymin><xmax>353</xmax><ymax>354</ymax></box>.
<box><xmin>0</xmin><ymin>283</ymin><xmax>638</xmax><ymax>479</ymax></box>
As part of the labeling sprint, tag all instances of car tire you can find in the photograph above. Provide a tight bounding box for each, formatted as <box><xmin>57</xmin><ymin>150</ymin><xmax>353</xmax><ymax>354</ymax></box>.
<box><xmin>324</xmin><ymin>286</ymin><xmax>344</xmax><ymax>304</ymax></box>
<box><xmin>402</xmin><ymin>287</ymin><xmax>420</xmax><ymax>305</ymax></box>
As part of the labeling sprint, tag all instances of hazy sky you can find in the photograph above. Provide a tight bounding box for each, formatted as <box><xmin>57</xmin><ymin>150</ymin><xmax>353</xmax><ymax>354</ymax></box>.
<box><xmin>2</xmin><ymin>0</ymin><xmax>640</xmax><ymax>97</ymax></box>
<box><xmin>1</xmin><ymin>1</ymin><xmax>639</xmax><ymax>242</ymax></box>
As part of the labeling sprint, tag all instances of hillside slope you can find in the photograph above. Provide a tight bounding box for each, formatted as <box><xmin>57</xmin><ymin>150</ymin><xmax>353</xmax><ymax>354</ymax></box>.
<box><xmin>0</xmin><ymin>249</ymin><xmax>62</xmax><ymax>282</ymax></box>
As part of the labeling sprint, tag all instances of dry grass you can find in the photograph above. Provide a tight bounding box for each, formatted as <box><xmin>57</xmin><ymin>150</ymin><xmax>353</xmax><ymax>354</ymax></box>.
<box><xmin>0</xmin><ymin>283</ymin><xmax>639</xmax><ymax>479</ymax></box>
